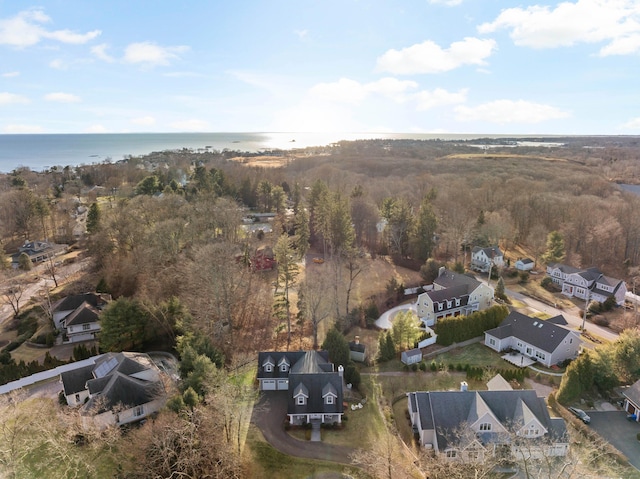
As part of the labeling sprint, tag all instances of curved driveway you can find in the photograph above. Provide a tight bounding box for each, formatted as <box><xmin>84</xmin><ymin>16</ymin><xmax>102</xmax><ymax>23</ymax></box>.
<box><xmin>251</xmin><ymin>391</ymin><xmax>356</xmax><ymax>465</ymax></box>
<box><xmin>374</xmin><ymin>302</ymin><xmax>417</xmax><ymax>330</ymax></box>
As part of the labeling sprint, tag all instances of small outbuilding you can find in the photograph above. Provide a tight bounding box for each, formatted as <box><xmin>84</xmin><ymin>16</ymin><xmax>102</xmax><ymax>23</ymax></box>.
<box><xmin>515</xmin><ymin>258</ymin><xmax>534</xmax><ymax>271</ymax></box>
<box><xmin>401</xmin><ymin>348</ymin><xmax>422</xmax><ymax>365</ymax></box>
<box><xmin>348</xmin><ymin>336</ymin><xmax>366</xmax><ymax>363</ymax></box>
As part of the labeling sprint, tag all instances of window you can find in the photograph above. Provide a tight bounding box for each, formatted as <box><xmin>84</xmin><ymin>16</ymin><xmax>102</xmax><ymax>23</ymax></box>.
<box><xmin>296</xmin><ymin>396</ymin><xmax>306</xmax><ymax>406</ymax></box>
<box><xmin>83</xmin><ymin>323</ymin><xmax>91</xmax><ymax>331</ymax></box>
<box><xmin>467</xmin><ymin>450</ymin><xmax>480</xmax><ymax>461</ymax></box>
<box><xmin>280</xmin><ymin>364</ymin><xmax>289</xmax><ymax>372</ymax></box>
<box><xmin>264</xmin><ymin>364</ymin><xmax>272</xmax><ymax>372</ymax></box>
<box><xmin>455</xmin><ymin>298</ymin><xmax>460</xmax><ymax>306</ymax></box>
<box><xmin>535</xmin><ymin>351</ymin><xmax>546</xmax><ymax>361</ymax></box>
<box><xmin>326</xmin><ymin>395</ymin><xmax>334</xmax><ymax>405</ymax></box>
<box><xmin>489</xmin><ymin>338</ymin><xmax>496</xmax><ymax>346</ymax></box>
<box><xmin>446</xmin><ymin>450</ymin><xmax>457</xmax><ymax>458</ymax></box>
<box><xmin>479</xmin><ymin>423</ymin><xmax>492</xmax><ymax>431</ymax></box>
<box><xmin>133</xmin><ymin>405</ymin><xmax>144</xmax><ymax>417</ymax></box>
<box><xmin>75</xmin><ymin>393</ymin><xmax>80</xmax><ymax>402</ymax></box>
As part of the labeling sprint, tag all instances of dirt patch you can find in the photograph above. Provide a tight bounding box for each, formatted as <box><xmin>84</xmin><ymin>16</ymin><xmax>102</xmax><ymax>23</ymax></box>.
<box><xmin>230</xmin><ymin>155</ymin><xmax>295</xmax><ymax>168</ymax></box>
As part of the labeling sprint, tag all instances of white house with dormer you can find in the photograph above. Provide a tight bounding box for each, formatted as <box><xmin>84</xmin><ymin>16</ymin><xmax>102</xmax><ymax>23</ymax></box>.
<box><xmin>416</xmin><ymin>268</ymin><xmax>494</xmax><ymax>327</ymax></box>
<box><xmin>471</xmin><ymin>246</ymin><xmax>504</xmax><ymax>273</ymax></box>
<box><xmin>546</xmin><ymin>263</ymin><xmax>627</xmax><ymax>306</ymax></box>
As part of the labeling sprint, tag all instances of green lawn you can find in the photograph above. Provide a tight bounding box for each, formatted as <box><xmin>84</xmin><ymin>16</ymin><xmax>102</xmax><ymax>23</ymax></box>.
<box><xmin>431</xmin><ymin>342</ymin><xmax>508</xmax><ymax>369</ymax></box>
<box><xmin>246</xmin><ymin>426</ymin><xmax>363</xmax><ymax>479</ymax></box>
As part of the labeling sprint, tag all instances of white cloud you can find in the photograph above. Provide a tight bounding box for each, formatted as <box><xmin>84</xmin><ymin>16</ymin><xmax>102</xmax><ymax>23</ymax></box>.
<box><xmin>170</xmin><ymin>119</ymin><xmax>210</xmax><ymax>131</ymax></box>
<box><xmin>0</xmin><ymin>92</ymin><xmax>29</xmax><ymax>104</ymax></box>
<box><xmin>376</xmin><ymin>37</ymin><xmax>497</xmax><ymax>74</ymax></box>
<box><xmin>91</xmin><ymin>43</ymin><xmax>115</xmax><ymax>62</ymax></box>
<box><xmin>49</xmin><ymin>59</ymin><xmax>66</xmax><ymax>70</ymax></box>
<box><xmin>294</xmin><ymin>29</ymin><xmax>308</xmax><ymax>39</ymax></box>
<box><xmin>454</xmin><ymin>99</ymin><xmax>570</xmax><ymax>124</ymax></box>
<box><xmin>130</xmin><ymin>116</ymin><xmax>156</xmax><ymax>126</ymax></box>
<box><xmin>124</xmin><ymin>42</ymin><xmax>189</xmax><ymax>67</ymax></box>
<box><xmin>414</xmin><ymin>88</ymin><xmax>468</xmax><ymax>110</ymax></box>
<box><xmin>478</xmin><ymin>0</ymin><xmax>640</xmax><ymax>55</ymax></box>
<box><xmin>85</xmin><ymin>124</ymin><xmax>109</xmax><ymax>133</ymax></box>
<box><xmin>2</xmin><ymin>71</ymin><xmax>19</xmax><ymax>77</ymax></box>
<box><xmin>0</xmin><ymin>9</ymin><xmax>100</xmax><ymax>48</ymax></box>
<box><xmin>4</xmin><ymin>124</ymin><xmax>43</xmax><ymax>133</ymax></box>
<box><xmin>621</xmin><ymin>117</ymin><xmax>640</xmax><ymax>129</ymax></box>
<box><xmin>45</xmin><ymin>92</ymin><xmax>81</xmax><ymax>103</ymax></box>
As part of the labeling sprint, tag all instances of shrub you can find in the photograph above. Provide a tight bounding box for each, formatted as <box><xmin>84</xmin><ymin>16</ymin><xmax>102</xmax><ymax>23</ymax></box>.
<box><xmin>592</xmin><ymin>315</ymin><xmax>609</xmax><ymax>327</ymax></box>
<box><xmin>540</xmin><ymin>276</ymin><xmax>553</xmax><ymax>289</ymax></box>
<box><xmin>419</xmin><ymin>361</ymin><xmax>427</xmax><ymax>371</ymax></box>
<box><xmin>411</xmin><ymin>363</ymin><xmax>418</xmax><ymax>372</ymax></box>
<box><xmin>430</xmin><ymin>361</ymin><xmax>437</xmax><ymax>372</ymax></box>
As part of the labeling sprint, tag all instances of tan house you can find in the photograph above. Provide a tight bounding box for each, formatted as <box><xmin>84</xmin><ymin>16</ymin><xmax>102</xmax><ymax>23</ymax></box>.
<box><xmin>416</xmin><ymin>268</ymin><xmax>494</xmax><ymax>327</ymax></box>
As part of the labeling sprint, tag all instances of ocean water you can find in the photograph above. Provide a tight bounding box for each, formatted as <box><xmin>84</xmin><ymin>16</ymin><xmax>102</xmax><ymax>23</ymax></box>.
<box><xmin>0</xmin><ymin>131</ymin><xmax>552</xmax><ymax>173</ymax></box>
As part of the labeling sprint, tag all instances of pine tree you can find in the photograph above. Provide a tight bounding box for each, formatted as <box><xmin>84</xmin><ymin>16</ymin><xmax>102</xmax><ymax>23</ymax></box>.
<box><xmin>86</xmin><ymin>202</ymin><xmax>100</xmax><ymax>234</ymax></box>
<box><xmin>541</xmin><ymin>230</ymin><xmax>565</xmax><ymax>264</ymax></box>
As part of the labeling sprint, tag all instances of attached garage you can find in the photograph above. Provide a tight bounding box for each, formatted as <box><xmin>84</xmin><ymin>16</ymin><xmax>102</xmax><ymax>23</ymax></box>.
<box><xmin>277</xmin><ymin>379</ymin><xmax>289</xmax><ymax>390</ymax></box>
<box><xmin>261</xmin><ymin>380</ymin><xmax>276</xmax><ymax>391</ymax></box>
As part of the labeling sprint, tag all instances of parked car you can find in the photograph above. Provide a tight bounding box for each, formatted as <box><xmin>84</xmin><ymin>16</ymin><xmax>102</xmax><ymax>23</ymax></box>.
<box><xmin>568</xmin><ymin>407</ymin><xmax>590</xmax><ymax>424</ymax></box>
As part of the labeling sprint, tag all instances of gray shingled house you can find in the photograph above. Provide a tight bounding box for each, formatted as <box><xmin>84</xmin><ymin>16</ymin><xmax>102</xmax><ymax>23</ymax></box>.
<box><xmin>484</xmin><ymin>311</ymin><xmax>581</xmax><ymax>368</ymax></box>
<box><xmin>257</xmin><ymin>350</ymin><xmax>344</xmax><ymax>425</ymax></box>
<box><xmin>407</xmin><ymin>388</ymin><xmax>569</xmax><ymax>462</ymax></box>
<box><xmin>60</xmin><ymin>352</ymin><xmax>166</xmax><ymax>428</ymax></box>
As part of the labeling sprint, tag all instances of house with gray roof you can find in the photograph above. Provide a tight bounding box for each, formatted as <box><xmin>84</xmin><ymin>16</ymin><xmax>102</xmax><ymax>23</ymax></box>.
<box><xmin>471</xmin><ymin>246</ymin><xmax>504</xmax><ymax>273</ymax></box>
<box><xmin>257</xmin><ymin>350</ymin><xmax>344</xmax><ymax>425</ymax></box>
<box><xmin>416</xmin><ymin>268</ymin><xmax>494</xmax><ymax>327</ymax></box>
<box><xmin>484</xmin><ymin>311</ymin><xmax>581</xmax><ymax>368</ymax></box>
<box><xmin>63</xmin><ymin>302</ymin><xmax>101</xmax><ymax>343</ymax></box>
<box><xmin>546</xmin><ymin>263</ymin><xmax>627</xmax><ymax>306</ymax></box>
<box><xmin>407</xmin><ymin>388</ymin><xmax>569</xmax><ymax>462</ymax></box>
<box><xmin>60</xmin><ymin>352</ymin><xmax>166</xmax><ymax>428</ymax></box>
<box><xmin>10</xmin><ymin>240</ymin><xmax>67</xmax><ymax>268</ymax></box>
<box><xmin>622</xmin><ymin>379</ymin><xmax>640</xmax><ymax>421</ymax></box>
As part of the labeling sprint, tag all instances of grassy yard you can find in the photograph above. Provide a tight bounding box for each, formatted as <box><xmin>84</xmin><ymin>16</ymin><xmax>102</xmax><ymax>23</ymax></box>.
<box><xmin>431</xmin><ymin>342</ymin><xmax>510</xmax><ymax>369</ymax></box>
<box><xmin>246</xmin><ymin>426</ymin><xmax>362</xmax><ymax>479</ymax></box>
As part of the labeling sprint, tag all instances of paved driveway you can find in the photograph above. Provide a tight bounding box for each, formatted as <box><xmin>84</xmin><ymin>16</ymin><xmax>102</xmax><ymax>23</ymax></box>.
<box><xmin>588</xmin><ymin>411</ymin><xmax>640</xmax><ymax>470</ymax></box>
<box><xmin>251</xmin><ymin>391</ymin><xmax>355</xmax><ymax>465</ymax></box>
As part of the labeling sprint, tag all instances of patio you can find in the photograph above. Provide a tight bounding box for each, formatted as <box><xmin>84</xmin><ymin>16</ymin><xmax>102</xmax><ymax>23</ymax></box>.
<box><xmin>501</xmin><ymin>351</ymin><xmax>535</xmax><ymax>367</ymax></box>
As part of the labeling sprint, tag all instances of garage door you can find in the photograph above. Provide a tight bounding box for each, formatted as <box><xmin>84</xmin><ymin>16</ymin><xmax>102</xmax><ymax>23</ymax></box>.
<box><xmin>277</xmin><ymin>379</ymin><xmax>289</xmax><ymax>390</ymax></box>
<box><xmin>262</xmin><ymin>380</ymin><xmax>276</xmax><ymax>390</ymax></box>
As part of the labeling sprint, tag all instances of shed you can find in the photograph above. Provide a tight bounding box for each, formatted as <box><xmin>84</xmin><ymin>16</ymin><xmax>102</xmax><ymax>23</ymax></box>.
<box><xmin>401</xmin><ymin>348</ymin><xmax>423</xmax><ymax>365</ymax></box>
<box><xmin>515</xmin><ymin>258</ymin><xmax>534</xmax><ymax>271</ymax></box>
<box><xmin>348</xmin><ymin>336</ymin><xmax>366</xmax><ymax>363</ymax></box>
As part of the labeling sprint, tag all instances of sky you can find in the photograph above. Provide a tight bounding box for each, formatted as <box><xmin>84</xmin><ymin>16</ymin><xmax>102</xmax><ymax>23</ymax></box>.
<box><xmin>1</xmin><ymin>0</ymin><xmax>640</xmax><ymax>135</ymax></box>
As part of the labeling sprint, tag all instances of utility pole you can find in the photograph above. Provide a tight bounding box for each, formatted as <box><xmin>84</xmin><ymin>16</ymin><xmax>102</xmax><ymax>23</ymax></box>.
<box><xmin>581</xmin><ymin>290</ymin><xmax>590</xmax><ymax>332</ymax></box>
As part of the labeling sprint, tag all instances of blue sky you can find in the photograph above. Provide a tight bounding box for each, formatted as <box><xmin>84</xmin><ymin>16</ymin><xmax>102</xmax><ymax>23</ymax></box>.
<box><xmin>1</xmin><ymin>0</ymin><xmax>639</xmax><ymax>135</ymax></box>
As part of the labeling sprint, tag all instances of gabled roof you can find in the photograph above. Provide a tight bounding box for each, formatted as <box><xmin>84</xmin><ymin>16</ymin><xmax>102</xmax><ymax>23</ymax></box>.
<box><xmin>64</xmin><ymin>301</ymin><xmax>100</xmax><ymax>326</ymax></box>
<box><xmin>349</xmin><ymin>341</ymin><xmax>365</xmax><ymax>353</ymax></box>
<box><xmin>472</xmin><ymin>246</ymin><xmax>503</xmax><ymax>258</ymax></box>
<box><xmin>257</xmin><ymin>351</ymin><xmax>332</xmax><ymax>380</ymax></box>
<box><xmin>287</xmin><ymin>372</ymin><xmax>343</xmax><ymax>416</ymax></box>
<box><xmin>517</xmin><ymin>258</ymin><xmax>534</xmax><ymax>264</ymax></box>
<box><xmin>623</xmin><ymin>379</ymin><xmax>640</xmax><ymax>408</ymax></box>
<box><xmin>52</xmin><ymin>293</ymin><xmax>106</xmax><ymax>313</ymax></box>
<box><xmin>425</xmin><ymin>284</ymin><xmax>471</xmax><ymax>305</ymax></box>
<box><xmin>485</xmin><ymin>311</ymin><xmax>577</xmax><ymax>354</ymax></box>
<box><xmin>82</xmin><ymin>352</ymin><xmax>164</xmax><ymax>414</ymax></box>
<box><xmin>486</xmin><ymin>374</ymin><xmax>512</xmax><ymax>391</ymax></box>
<box><xmin>433</xmin><ymin>269</ymin><xmax>481</xmax><ymax>291</ymax></box>
<box><xmin>411</xmin><ymin>389</ymin><xmax>564</xmax><ymax>450</ymax></box>
<box><xmin>547</xmin><ymin>263</ymin><xmax>581</xmax><ymax>275</ymax></box>
<box><xmin>61</xmin><ymin>365</ymin><xmax>95</xmax><ymax>396</ymax></box>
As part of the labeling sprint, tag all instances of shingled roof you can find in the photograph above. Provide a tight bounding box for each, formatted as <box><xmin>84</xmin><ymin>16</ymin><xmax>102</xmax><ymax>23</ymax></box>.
<box><xmin>287</xmin><ymin>372</ymin><xmax>344</xmax><ymax>417</ymax></box>
<box><xmin>485</xmin><ymin>311</ymin><xmax>574</xmax><ymax>353</ymax></box>
<box><xmin>64</xmin><ymin>302</ymin><xmax>100</xmax><ymax>327</ymax></box>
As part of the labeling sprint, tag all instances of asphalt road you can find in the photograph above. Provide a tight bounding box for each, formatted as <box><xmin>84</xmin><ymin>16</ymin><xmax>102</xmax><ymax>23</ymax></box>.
<box><xmin>504</xmin><ymin>286</ymin><xmax>619</xmax><ymax>342</ymax></box>
<box><xmin>252</xmin><ymin>391</ymin><xmax>356</xmax><ymax>465</ymax></box>
<box><xmin>587</xmin><ymin>410</ymin><xmax>640</xmax><ymax>470</ymax></box>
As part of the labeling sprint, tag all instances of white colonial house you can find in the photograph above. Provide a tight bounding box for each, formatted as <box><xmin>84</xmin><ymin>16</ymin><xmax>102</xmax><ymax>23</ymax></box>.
<box><xmin>546</xmin><ymin>263</ymin><xmax>627</xmax><ymax>306</ymax></box>
<box><xmin>416</xmin><ymin>268</ymin><xmax>494</xmax><ymax>327</ymax></box>
<box><xmin>484</xmin><ymin>312</ymin><xmax>581</xmax><ymax>368</ymax></box>
<box><xmin>471</xmin><ymin>246</ymin><xmax>504</xmax><ymax>273</ymax></box>
<box><xmin>407</xmin><ymin>387</ymin><xmax>569</xmax><ymax>462</ymax></box>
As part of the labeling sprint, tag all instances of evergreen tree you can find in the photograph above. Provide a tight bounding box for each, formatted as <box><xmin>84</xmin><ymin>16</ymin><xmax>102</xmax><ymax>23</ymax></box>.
<box><xmin>86</xmin><ymin>202</ymin><xmax>100</xmax><ymax>234</ymax></box>
<box><xmin>321</xmin><ymin>326</ymin><xmax>351</xmax><ymax>367</ymax></box>
<box><xmin>541</xmin><ymin>230</ymin><xmax>565</xmax><ymax>264</ymax></box>
<box><xmin>411</xmin><ymin>195</ymin><xmax>438</xmax><ymax>262</ymax></box>
<box><xmin>293</xmin><ymin>206</ymin><xmax>310</xmax><ymax>257</ymax></box>
<box><xmin>385</xmin><ymin>330</ymin><xmax>396</xmax><ymax>360</ymax></box>
<box><xmin>18</xmin><ymin>252</ymin><xmax>32</xmax><ymax>271</ymax></box>
<box><xmin>495</xmin><ymin>277</ymin><xmax>506</xmax><ymax>300</ymax></box>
